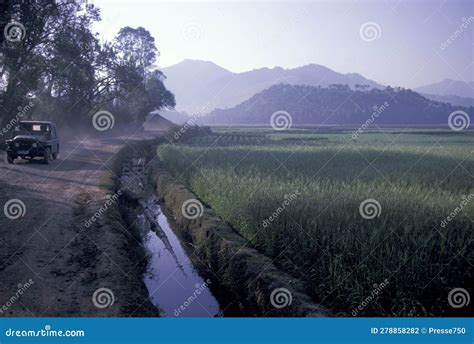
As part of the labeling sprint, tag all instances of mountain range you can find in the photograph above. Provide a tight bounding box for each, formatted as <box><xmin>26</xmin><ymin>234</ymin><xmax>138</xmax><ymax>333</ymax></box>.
<box><xmin>158</xmin><ymin>59</ymin><xmax>473</xmax><ymax>126</ymax></box>
<box><xmin>162</xmin><ymin>60</ymin><xmax>474</xmax><ymax>117</ymax></box>
<box><xmin>416</xmin><ymin>93</ymin><xmax>474</xmax><ymax>108</ymax></box>
<box><xmin>201</xmin><ymin>84</ymin><xmax>471</xmax><ymax>127</ymax></box>
<box><xmin>161</xmin><ymin>59</ymin><xmax>383</xmax><ymax>115</ymax></box>
<box><xmin>413</xmin><ymin>79</ymin><xmax>474</xmax><ymax>108</ymax></box>
<box><xmin>414</xmin><ymin>79</ymin><xmax>474</xmax><ymax>99</ymax></box>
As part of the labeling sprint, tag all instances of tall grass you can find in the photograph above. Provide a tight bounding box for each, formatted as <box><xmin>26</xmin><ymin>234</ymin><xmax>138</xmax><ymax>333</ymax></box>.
<box><xmin>157</xmin><ymin>130</ymin><xmax>473</xmax><ymax>316</ymax></box>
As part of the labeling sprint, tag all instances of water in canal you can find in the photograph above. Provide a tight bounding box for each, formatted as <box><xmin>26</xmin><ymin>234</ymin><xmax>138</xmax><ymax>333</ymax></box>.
<box><xmin>137</xmin><ymin>198</ymin><xmax>223</xmax><ymax>317</ymax></box>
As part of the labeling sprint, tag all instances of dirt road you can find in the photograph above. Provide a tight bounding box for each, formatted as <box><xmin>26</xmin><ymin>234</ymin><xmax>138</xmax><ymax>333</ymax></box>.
<box><xmin>0</xmin><ymin>137</ymin><xmax>158</xmax><ymax>317</ymax></box>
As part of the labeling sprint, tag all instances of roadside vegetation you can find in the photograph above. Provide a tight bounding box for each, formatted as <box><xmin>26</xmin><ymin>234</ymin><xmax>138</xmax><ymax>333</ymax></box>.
<box><xmin>157</xmin><ymin>129</ymin><xmax>474</xmax><ymax>316</ymax></box>
<box><xmin>0</xmin><ymin>0</ymin><xmax>175</xmax><ymax>132</ymax></box>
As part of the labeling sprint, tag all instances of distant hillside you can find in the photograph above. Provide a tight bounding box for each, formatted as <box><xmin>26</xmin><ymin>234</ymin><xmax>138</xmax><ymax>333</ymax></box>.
<box><xmin>161</xmin><ymin>59</ymin><xmax>233</xmax><ymax>115</ymax></box>
<box><xmin>415</xmin><ymin>79</ymin><xmax>474</xmax><ymax>99</ymax></box>
<box><xmin>419</xmin><ymin>93</ymin><xmax>474</xmax><ymax>108</ymax></box>
<box><xmin>201</xmin><ymin>84</ymin><xmax>472</xmax><ymax>127</ymax></box>
<box><xmin>162</xmin><ymin>60</ymin><xmax>383</xmax><ymax>114</ymax></box>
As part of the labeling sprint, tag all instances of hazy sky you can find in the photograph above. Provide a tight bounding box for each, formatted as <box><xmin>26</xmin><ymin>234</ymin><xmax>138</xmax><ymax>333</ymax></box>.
<box><xmin>92</xmin><ymin>0</ymin><xmax>473</xmax><ymax>89</ymax></box>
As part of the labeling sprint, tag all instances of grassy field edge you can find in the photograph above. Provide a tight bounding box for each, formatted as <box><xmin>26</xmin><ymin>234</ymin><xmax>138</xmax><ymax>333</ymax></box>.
<box><xmin>152</xmin><ymin>164</ymin><xmax>330</xmax><ymax>317</ymax></box>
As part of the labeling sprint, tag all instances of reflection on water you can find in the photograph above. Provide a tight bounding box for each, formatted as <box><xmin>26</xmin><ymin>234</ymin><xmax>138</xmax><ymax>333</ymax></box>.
<box><xmin>139</xmin><ymin>199</ymin><xmax>222</xmax><ymax>317</ymax></box>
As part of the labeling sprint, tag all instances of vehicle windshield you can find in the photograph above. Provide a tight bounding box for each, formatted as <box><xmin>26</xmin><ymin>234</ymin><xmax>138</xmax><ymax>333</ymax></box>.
<box><xmin>14</xmin><ymin>123</ymin><xmax>51</xmax><ymax>137</ymax></box>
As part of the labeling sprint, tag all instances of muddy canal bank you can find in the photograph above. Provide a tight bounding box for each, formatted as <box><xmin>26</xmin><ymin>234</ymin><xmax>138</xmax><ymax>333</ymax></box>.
<box><xmin>117</xmin><ymin>149</ymin><xmax>239</xmax><ymax>317</ymax></box>
<box><xmin>138</xmin><ymin>196</ymin><xmax>240</xmax><ymax>317</ymax></box>
<box><xmin>153</xmin><ymin>168</ymin><xmax>329</xmax><ymax>317</ymax></box>
<box><xmin>114</xmin><ymin>139</ymin><xmax>328</xmax><ymax>317</ymax></box>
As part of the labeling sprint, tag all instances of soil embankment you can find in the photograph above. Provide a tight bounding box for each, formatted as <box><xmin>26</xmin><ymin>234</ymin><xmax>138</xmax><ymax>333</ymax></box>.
<box><xmin>153</xmin><ymin>167</ymin><xmax>329</xmax><ymax>317</ymax></box>
<box><xmin>113</xmin><ymin>139</ymin><xmax>329</xmax><ymax>316</ymax></box>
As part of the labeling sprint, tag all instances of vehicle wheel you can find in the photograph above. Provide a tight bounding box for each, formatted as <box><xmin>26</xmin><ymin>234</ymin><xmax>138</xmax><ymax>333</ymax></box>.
<box><xmin>43</xmin><ymin>149</ymin><xmax>51</xmax><ymax>165</ymax></box>
<box><xmin>52</xmin><ymin>144</ymin><xmax>59</xmax><ymax>160</ymax></box>
<box><xmin>6</xmin><ymin>154</ymin><xmax>14</xmax><ymax>164</ymax></box>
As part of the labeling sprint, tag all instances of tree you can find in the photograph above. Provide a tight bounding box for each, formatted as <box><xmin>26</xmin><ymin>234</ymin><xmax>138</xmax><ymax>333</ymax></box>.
<box><xmin>110</xmin><ymin>28</ymin><xmax>174</xmax><ymax>128</ymax></box>
<box><xmin>1</xmin><ymin>2</ymin><xmax>175</xmax><ymax>131</ymax></box>
<box><xmin>43</xmin><ymin>5</ymin><xmax>101</xmax><ymax>125</ymax></box>
<box><xmin>114</xmin><ymin>27</ymin><xmax>157</xmax><ymax>82</ymax></box>
<box><xmin>141</xmin><ymin>70</ymin><xmax>175</xmax><ymax>123</ymax></box>
<box><xmin>0</xmin><ymin>0</ymin><xmax>100</xmax><ymax>126</ymax></box>
<box><xmin>355</xmin><ymin>84</ymin><xmax>371</xmax><ymax>91</ymax></box>
<box><xmin>329</xmin><ymin>84</ymin><xmax>350</xmax><ymax>92</ymax></box>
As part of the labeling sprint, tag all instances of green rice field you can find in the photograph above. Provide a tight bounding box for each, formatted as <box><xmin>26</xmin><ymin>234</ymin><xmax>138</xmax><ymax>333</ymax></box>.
<box><xmin>157</xmin><ymin>128</ymin><xmax>473</xmax><ymax>316</ymax></box>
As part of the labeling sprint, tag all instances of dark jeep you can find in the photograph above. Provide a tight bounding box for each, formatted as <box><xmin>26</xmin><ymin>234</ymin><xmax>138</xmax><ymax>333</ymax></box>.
<box><xmin>5</xmin><ymin>121</ymin><xmax>59</xmax><ymax>165</ymax></box>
